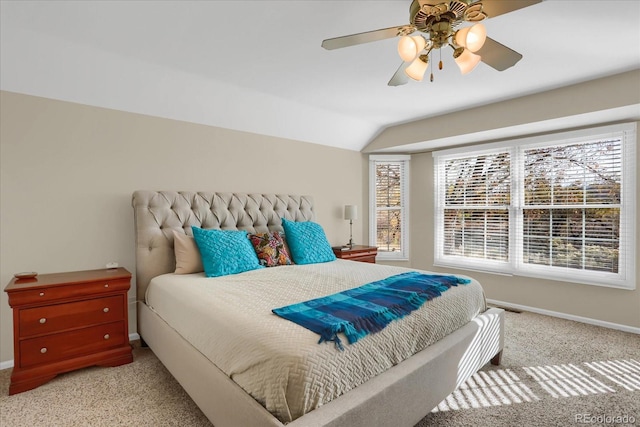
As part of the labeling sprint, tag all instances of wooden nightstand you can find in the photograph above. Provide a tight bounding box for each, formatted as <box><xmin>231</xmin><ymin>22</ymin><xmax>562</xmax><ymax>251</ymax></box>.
<box><xmin>4</xmin><ymin>268</ymin><xmax>133</xmax><ymax>395</ymax></box>
<box><xmin>332</xmin><ymin>245</ymin><xmax>378</xmax><ymax>263</ymax></box>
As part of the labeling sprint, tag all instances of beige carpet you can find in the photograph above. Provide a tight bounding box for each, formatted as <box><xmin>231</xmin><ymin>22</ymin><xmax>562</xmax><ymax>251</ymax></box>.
<box><xmin>1</xmin><ymin>310</ymin><xmax>638</xmax><ymax>427</ymax></box>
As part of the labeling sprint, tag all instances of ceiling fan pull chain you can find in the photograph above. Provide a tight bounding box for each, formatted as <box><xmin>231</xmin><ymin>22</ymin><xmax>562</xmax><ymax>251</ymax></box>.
<box><xmin>430</xmin><ymin>52</ymin><xmax>435</xmax><ymax>82</ymax></box>
<box><xmin>439</xmin><ymin>48</ymin><xmax>443</xmax><ymax>71</ymax></box>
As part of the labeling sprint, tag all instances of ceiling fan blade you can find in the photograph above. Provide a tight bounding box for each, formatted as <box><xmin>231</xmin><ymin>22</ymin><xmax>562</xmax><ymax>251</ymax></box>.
<box><xmin>322</xmin><ymin>25</ymin><xmax>409</xmax><ymax>50</ymax></box>
<box><xmin>479</xmin><ymin>0</ymin><xmax>542</xmax><ymax>18</ymax></box>
<box><xmin>477</xmin><ymin>37</ymin><xmax>522</xmax><ymax>71</ymax></box>
<box><xmin>388</xmin><ymin>62</ymin><xmax>410</xmax><ymax>86</ymax></box>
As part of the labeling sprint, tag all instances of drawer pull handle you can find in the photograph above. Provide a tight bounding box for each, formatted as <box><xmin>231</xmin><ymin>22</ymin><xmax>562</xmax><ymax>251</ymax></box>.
<box><xmin>104</xmin><ymin>284</ymin><xmax>109</xmax><ymax>288</ymax></box>
<box><xmin>103</xmin><ymin>307</ymin><xmax>110</xmax><ymax>313</ymax></box>
<box><xmin>40</xmin><ymin>347</ymin><xmax>47</xmax><ymax>354</ymax></box>
<box><xmin>39</xmin><ymin>318</ymin><xmax>47</xmax><ymax>324</ymax></box>
<box><xmin>39</xmin><ymin>292</ymin><xmax>45</xmax><ymax>297</ymax></box>
<box><xmin>104</xmin><ymin>334</ymin><xmax>110</xmax><ymax>340</ymax></box>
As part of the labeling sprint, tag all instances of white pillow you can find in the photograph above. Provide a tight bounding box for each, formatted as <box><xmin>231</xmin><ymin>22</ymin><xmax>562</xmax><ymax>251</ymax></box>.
<box><xmin>173</xmin><ymin>230</ymin><xmax>204</xmax><ymax>274</ymax></box>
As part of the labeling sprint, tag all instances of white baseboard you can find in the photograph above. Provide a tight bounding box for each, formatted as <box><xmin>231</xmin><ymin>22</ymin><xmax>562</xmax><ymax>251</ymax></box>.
<box><xmin>0</xmin><ymin>333</ymin><xmax>142</xmax><ymax>371</ymax></box>
<box><xmin>487</xmin><ymin>298</ymin><xmax>640</xmax><ymax>334</ymax></box>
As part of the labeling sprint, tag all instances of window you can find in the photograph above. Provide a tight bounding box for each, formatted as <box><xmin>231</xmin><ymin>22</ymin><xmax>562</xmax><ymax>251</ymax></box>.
<box><xmin>433</xmin><ymin>123</ymin><xmax>636</xmax><ymax>289</ymax></box>
<box><xmin>369</xmin><ymin>155</ymin><xmax>410</xmax><ymax>260</ymax></box>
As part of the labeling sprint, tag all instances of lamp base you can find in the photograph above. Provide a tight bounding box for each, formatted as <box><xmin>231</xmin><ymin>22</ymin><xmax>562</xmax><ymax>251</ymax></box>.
<box><xmin>347</xmin><ymin>220</ymin><xmax>354</xmax><ymax>249</ymax></box>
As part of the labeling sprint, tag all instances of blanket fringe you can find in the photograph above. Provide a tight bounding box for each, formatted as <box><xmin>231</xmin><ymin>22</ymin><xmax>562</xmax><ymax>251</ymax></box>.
<box><xmin>329</xmin><ymin>276</ymin><xmax>468</xmax><ymax>347</ymax></box>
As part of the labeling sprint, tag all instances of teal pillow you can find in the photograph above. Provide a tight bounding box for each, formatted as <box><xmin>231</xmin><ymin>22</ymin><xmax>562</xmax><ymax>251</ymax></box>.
<box><xmin>191</xmin><ymin>226</ymin><xmax>264</xmax><ymax>277</ymax></box>
<box><xmin>281</xmin><ymin>218</ymin><xmax>336</xmax><ymax>265</ymax></box>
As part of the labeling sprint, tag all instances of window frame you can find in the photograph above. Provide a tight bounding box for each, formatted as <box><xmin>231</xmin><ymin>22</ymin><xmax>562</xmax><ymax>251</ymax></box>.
<box><xmin>433</xmin><ymin>123</ymin><xmax>636</xmax><ymax>290</ymax></box>
<box><xmin>369</xmin><ymin>154</ymin><xmax>410</xmax><ymax>261</ymax></box>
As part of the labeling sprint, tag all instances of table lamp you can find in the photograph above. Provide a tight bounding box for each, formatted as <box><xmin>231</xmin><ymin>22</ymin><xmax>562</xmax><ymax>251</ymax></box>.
<box><xmin>344</xmin><ymin>205</ymin><xmax>358</xmax><ymax>248</ymax></box>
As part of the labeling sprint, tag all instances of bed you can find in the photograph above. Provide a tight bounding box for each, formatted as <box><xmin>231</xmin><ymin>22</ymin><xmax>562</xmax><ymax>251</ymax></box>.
<box><xmin>132</xmin><ymin>191</ymin><xmax>504</xmax><ymax>427</ymax></box>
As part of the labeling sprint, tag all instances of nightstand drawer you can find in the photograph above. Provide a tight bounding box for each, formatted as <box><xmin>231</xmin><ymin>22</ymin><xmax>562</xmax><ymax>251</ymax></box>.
<box><xmin>332</xmin><ymin>245</ymin><xmax>378</xmax><ymax>263</ymax></box>
<box><xmin>19</xmin><ymin>321</ymin><xmax>127</xmax><ymax>368</ymax></box>
<box><xmin>350</xmin><ymin>255</ymin><xmax>376</xmax><ymax>263</ymax></box>
<box><xmin>8</xmin><ymin>279</ymin><xmax>130</xmax><ymax>306</ymax></box>
<box><xmin>340</xmin><ymin>250</ymin><xmax>377</xmax><ymax>260</ymax></box>
<box><xmin>19</xmin><ymin>295</ymin><xmax>124</xmax><ymax>338</ymax></box>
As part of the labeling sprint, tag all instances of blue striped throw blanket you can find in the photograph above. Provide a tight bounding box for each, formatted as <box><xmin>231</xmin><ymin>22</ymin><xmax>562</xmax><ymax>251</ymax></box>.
<box><xmin>272</xmin><ymin>271</ymin><xmax>471</xmax><ymax>350</ymax></box>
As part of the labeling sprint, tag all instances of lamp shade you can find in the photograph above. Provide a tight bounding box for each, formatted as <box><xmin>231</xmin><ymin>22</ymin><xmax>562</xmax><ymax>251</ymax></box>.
<box><xmin>405</xmin><ymin>56</ymin><xmax>429</xmax><ymax>81</ymax></box>
<box><xmin>454</xmin><ymin>23</ymin><xmax>486</xmax><ymax>53</ymax></box>
<box><xmin>454</xmin><ymin>48</ymin><xmax>481</xmax><ymax>75</ymax></box>
<box><xmin>397</xmin><ymin>35</ymin><xmax>426</xmax><ymax>62</ymax></box>
<box><xmin>344</xmin><ymin>205</ymin><xmax>358</xmax><ymax>221</ymax></box>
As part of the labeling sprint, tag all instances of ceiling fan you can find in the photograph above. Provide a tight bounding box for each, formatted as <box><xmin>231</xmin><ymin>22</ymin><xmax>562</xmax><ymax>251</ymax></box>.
<box><xmin>321</xmin><ymin>0</ymin><xmax>541</xmax><ymax>86</ymax></box>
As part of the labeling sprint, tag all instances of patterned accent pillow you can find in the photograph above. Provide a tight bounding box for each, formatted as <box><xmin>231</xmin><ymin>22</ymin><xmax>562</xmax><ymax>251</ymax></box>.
<box><xmin>248</xmin><ymin>231</ymin><xmax>293</xmax><ymax>267</ymax></box>
<box><xmin>191</xmin><ymin>226</ymin><xmax>264</xmax><ymax>277</ymax></box>
<box><xmin>281</xmin><ymin>218</ymin><xmax>336</xmax><ymax>265</ymax></box>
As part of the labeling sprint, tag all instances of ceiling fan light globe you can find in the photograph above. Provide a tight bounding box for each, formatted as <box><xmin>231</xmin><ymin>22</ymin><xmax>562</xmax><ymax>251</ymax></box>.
<box><xmin>397</xmin><ymin>35</ymin><xmax>426</xmax><ymax>62</ymax></box>
<box><xmin>454</xmin><ymin>49</ymin><xmax>481</xmax><ymax>75</ymax></box>
<box><xmin>454</xmin><ymin>27</ymin><xmax>469</xmax><ymax>47</ymax></box>
<box><xmin>467</xmin><ymin>23</ymin><xmax>487</xmax><ymax>52</ymax></box>
<box><xmin>455</xmin><ymin>23</ymin><xmax>486</xmax><ymax>53</ymax></box>
<box><xmin>405</xmin><ymin>56</ymin><xmax>428</xmax><ymax>81</ymax></box>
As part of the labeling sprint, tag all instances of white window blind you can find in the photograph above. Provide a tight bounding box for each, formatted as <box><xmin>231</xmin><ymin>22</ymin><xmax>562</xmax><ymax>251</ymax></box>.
<box><xmin>522</xmin><ymin>139</ymin><xmax>622</xmax><ymax>274</ymax></box>
<box><xmin>443</xmin><ymin>151</ymin><xmax>511</xmax><ymax>263</ymax></box>
<box><xmin>434</xmin><ymin>123</ymin><xmax>636</xmax><ymax>289</ymax></box>
<box><xmin>370</xmin><ymin>155</ymin><xmax>410</xmax><ymax>260</ymax></box>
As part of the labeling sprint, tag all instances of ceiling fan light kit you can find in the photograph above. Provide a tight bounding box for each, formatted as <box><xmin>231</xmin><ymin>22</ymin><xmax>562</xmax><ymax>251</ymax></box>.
<box><xmin>399</xmin><ymin>21</ymin><xmax>485</xmax><ymax>78</ymax></box>
<box><xmin>321</xmin><ymin>0</ymin><xmax>542</xmax><ymax>86</ymax></box>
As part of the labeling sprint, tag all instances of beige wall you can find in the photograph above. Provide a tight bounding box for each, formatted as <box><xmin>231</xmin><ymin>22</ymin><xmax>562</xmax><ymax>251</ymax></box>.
<box><xmin>0</xmin><ymin>91</ymin><xmax>365</xmax><ymax>364</ymax></box>
<box><xmin>364</xmin><ymin>69</ymin><xmax>640</xmax><ymax>152</ymax></box>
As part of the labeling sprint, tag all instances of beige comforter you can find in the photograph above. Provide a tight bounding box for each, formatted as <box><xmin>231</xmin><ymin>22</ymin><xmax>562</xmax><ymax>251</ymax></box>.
<box><xmin>145</xmin><ymin>259</ymin><xmax>485</xmax><ymax>423</ymax></box>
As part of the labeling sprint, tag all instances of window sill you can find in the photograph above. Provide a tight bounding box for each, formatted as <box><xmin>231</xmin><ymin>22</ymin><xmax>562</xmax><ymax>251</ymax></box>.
<box><xmin>434</xmin><ymin>259</ymin><xmax>635</xmax><ymax>290</ymax></box>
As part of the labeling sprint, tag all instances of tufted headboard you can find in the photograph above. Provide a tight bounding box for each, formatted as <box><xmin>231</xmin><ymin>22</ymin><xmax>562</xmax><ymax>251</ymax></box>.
<box><xmin>131</xmin><ymin>191</ymin><xmax>315</xmax><ymax>301</ymax></box>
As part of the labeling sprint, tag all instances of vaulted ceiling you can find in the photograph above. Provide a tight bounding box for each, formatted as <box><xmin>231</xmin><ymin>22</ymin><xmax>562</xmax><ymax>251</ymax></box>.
<box><xmin>2</xmin><ymin>1</ymin><xmax>639</xmax><ymax>152</ymax></box>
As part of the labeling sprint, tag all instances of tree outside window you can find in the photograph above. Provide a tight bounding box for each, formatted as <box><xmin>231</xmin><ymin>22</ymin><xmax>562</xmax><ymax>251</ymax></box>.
<box><xmin>370</xmin><ymin>155</ymin><xmax>410</xmax><ymax>260</ymax></box>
